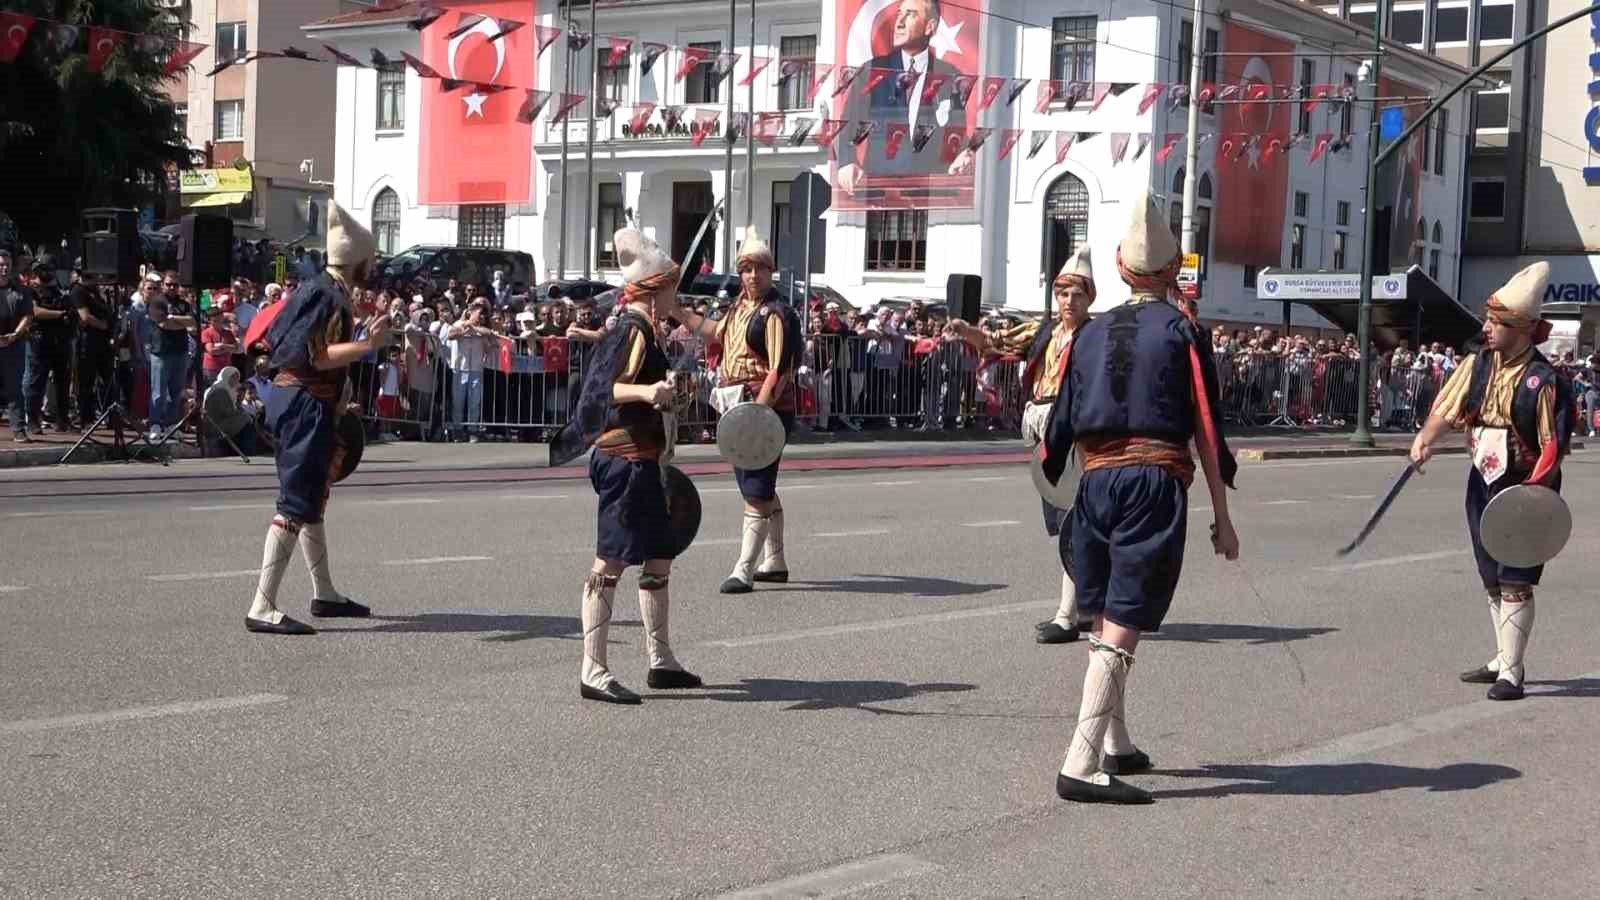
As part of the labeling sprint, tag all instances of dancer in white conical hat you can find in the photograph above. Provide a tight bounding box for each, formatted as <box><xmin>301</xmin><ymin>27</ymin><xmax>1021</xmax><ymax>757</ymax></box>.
<box><xmin>1411</xmin><ymin>261</ymin><xmax>1574</xmax><ymax>702</ymax></box>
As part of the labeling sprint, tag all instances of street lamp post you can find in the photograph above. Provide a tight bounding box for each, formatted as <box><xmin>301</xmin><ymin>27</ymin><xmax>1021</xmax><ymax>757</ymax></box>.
<box><xmin>1350</xmin><ymin>1</ymin><xmax>1386</xmax><ymax>448</ymax></box>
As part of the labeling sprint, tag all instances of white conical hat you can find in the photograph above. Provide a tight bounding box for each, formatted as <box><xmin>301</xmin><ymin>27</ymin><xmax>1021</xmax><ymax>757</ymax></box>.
<box><xmin>1119</xmin><ymin>192</ymin><xmax>1181</xmax><ymax>275</ymax></box>
<box><xmin>615</xmin><ymin>227</ymin><xmax>676</xmax><ymax>285</ymax></box>
<box><xmin>1487</xmin><ymin>261</ymin><xmax>1549</xmax><ymax>326</ymax></box>
<box><xmin>1055</xmin><ymin>244</ymin><xmax>1094</xmax><ymax>283</ymax></box>
<box><xmin>737</xmin><ymin>225</ymin><xmax>775</xmax><ymax>268</ymax></box>
<box><xmin>325</xmin><ymin>202</ymin><xmax>376</xmax><ymax>268</ymax></box>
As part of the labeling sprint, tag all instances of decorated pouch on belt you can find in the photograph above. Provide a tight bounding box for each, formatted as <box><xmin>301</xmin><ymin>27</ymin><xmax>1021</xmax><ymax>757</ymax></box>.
<box><xmin>1470</xmin><ymin>426</ymin><xmax>1509</xmax><ymax>486</ymax></box>
<box><xmin>711</xmin><ymin>384</ymin><xmax>748</xmax><ymax>415</ymax></box>
<box><xmin>1021</xmin><ymin>401</ymin><xmax>1051</xmax><ymax>448</ymax></box>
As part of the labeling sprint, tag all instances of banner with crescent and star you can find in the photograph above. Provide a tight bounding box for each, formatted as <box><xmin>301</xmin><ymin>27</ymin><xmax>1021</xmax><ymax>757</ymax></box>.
<box><xmin>1213</xmin><ymin>22</ymin><xmax>1291</xmax><ymax>268</ymax></box>
<box><xmin>417</xmin><ymin>1</ymin><xmax>536</xmax><ymax>207</ymax></box>
<box><xmin>1380</xmin><ymin>74</ymin><xmax>1427</xmax><ymax>271</ymax></box>
<box><xmin>831</xmin><ymin>0</ymin><xmax>986</xmax><ymax>211</ymax></box>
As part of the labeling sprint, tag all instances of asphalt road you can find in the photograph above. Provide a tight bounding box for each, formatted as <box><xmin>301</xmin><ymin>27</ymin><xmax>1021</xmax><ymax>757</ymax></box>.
<box><xmin>2</xmin><ymin>451</ymin><xmax>1598</xmax><ymax>898</ymax></box>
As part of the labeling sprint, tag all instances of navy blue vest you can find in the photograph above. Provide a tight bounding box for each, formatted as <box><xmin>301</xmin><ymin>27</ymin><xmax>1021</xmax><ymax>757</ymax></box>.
<box><xmin>1462</xmin><ymin>349</ymin><xmax>1574</xmax><ymax>474</ymax></box>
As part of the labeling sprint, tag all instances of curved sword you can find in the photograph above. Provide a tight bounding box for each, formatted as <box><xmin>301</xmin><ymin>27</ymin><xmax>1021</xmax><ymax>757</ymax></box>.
<box><xmin>1335</xmin><ymin>462</ymin><xmax>1417</xmax><ymax>557</ymax></box>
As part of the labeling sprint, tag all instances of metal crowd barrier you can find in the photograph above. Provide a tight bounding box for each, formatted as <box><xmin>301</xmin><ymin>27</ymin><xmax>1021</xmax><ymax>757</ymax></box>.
<box><xmin>1212</xmin><ymin>352</ymin><xmax>1446</xmax><ymax>432</ymax></box>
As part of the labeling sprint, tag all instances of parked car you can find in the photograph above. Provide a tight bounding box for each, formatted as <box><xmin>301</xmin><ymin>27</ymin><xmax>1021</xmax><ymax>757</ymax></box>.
<box><xmin>377</xmin><ymin>245</ymin><xmax>535</xmax><ymax>288</ymax></box>
<box><xmin>535</xmin><ymin>279</ymin><xmax>617</xmax><ymax>305</ymax></box>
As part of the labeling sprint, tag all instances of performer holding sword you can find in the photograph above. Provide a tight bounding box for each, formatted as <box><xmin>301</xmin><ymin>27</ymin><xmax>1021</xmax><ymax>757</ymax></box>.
<box><xmin>946</xmin><ymin>246</ymin><xmax>1095</xmax><ymax>644</ymax></box>
<box><xmin>549</xmin><ymin>228</ymin><xmax>704</xmax><ymax>705</ymax></box>
<box><xmin>669</xmin><ymin>228</ymin><xmax>803</xmax><ymax>595</ymax></box>
<box><xmin>1409</xmin><ymin>262</ymin><xmax>1575</xmax><ymax>701</ymax></box>
<box><xmin>1039</xmin><ymin>194</ymin><xmax>1239</xmax><ymax>804</ymax></box>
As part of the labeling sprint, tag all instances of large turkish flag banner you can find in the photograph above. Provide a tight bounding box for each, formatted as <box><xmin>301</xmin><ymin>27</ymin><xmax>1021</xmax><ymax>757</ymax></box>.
<box><xmin>1381</xmin><ymin>74</ymin><xmax>1426</xmax><ymax>270</ymax></box>
<box><xmin>417</xmin><ymin>2</ymin><xmax>536</xmax><ymax>206</ymax></box>
<box><xmin>1214</xmin><ymin>22</ymin><xmax>1292</xmax><ymax>267</ymax></box>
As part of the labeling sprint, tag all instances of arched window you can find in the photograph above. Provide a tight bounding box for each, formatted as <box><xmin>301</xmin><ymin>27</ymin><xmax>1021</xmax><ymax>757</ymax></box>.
<box><xmin>1413</xmin><ymin>217</ymin><xmax>1428</xmax><ymax>265</ymax></box>
<box><xmin>1431</xmin><ymin>221</ymin><xmax>1443</xmax><ymax>244</ymax></box>
<box><xmin>1198</xmin><ymin>173</ymin><xmax>1213</xmax><ymax>200</ymax></box>
<box><xmin>1429</xmin><ymin>221</ymin><xmax>1444</xmax><ymax>281</ymax></box>
<box><xmin>1043</xmin><ymin>172</ymin><xmax>1090</xmax><ymax>301</ymax></box>
<box><xmin>372</xmin><ymin>188</ymin><xmax>401</xmax><ymax>256</ymax></box>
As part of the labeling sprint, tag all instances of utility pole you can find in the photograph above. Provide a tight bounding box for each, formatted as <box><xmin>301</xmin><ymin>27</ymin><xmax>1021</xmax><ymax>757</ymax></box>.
<box><xmin>558</xmin><ymin>38</ymin><xmax>571</xmax><ymax>280</ymax></box>
<box><xmin>582</xmin><ymin>0</ymin><xmax>598</xmax><ymax>279</ymax></box>
<box><xmin>745</xmin><ymin>0</ymin><xmax>756</xmax><ymax>235</ymax></box>
<box><xmin>723</xmin><ymin>0</ymin><xmax>736</xmax><ymax>272</ymax></box>
<box><xmin>1179</xmin><ymin>0</ymin><xmax>1204</xmax><ymax>258</ymax></box>
<box><xmin>1350</xmin><ymin>0</ymin><xmax>1386</xmax><ymax>448</ymax></box>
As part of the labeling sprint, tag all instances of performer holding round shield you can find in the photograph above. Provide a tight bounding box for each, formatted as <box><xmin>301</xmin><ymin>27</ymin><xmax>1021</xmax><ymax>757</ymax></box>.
<box><xmin>947</xmin><ymin>246</ymin><xmax>1095</xmax><ymax>644</ymax></box>
<box><xmin>1039</xmin><ymin>194</ymin><xmax>1240</xmax><ymax>804</ymax></box>
<box><xmin>1410</xmin><ymin>262</ymin><xmax>1575</xmax><ymax>702</ymax></box>
<box><xmin>243</xmin><ymin>204</ymin><xmax>389</xmax><ymax>635</ymax></box>
<box><xmin>549</xmin><ymin>228</ymin><xmax>703</xmax><ymax>705</ymax></box>
<box><xmin>669</xmin><ymin>228</ymin><xmax>802</xmax><ymax>595</ymax></box>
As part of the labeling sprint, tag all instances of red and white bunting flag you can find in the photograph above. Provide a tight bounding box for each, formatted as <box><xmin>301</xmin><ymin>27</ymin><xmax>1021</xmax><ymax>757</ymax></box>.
<box><xmin>690</xmin><ymin>108</ymin><xmax>722</xmax><ymax>146</ymax></box>
<box><xmin>1246</xmin><ymin>82</ymin><xmax>1272</xmax><ymax>101</ymax></box>
<box><xmin>861</xmin><ymin>66</ymin><xmax>893</xmax><ymax>98</ymax></box>
<box><xmin>1090</xmin><ymin>82</ymin><xmax>1112</xmax><ymax>112</ymax></box>
<box><xmin>939</xmin><ymin>126</ymin><xmax>967</xmax><ymax>163</ymax></box>
<box><xmin>659</xmin><ymin>105</ymin><xmax>686</xmax><ymax>130</ymax></box>
<box><xmin>1137</xmin><ymin>83</ymin><xmax>1166</xmax><ymax>115</ymax></box>
<box><xmin>951</xmin><ymin>74</ymin><xmax>978</xmax><ymax>106</ymax></box>
<box><xmin>995</xmin><ymin>128</ymin><xmax>1024</xmax><ymax>160</ymax></box>
<box><xmin>1218</xmin><ymin>136</ymin><xmax>1236</xmax><ymax>162</ymax></box>
<box><xmin>777</xmin><ymin>57</ymin><xmax>806</xmax><ymax>86</ymax></box>
<box><xmin>1054</xmin><ymin>131</ymin><xmax>1076</xmax><ymax>164</ymax></box>
<box><xmin>833</xmin><ymin>64</ymin><xmax>862</xmax><ymax>97</ymax></box>
<box><xmin>712</xmin><ymin>51</ymin><xmax>741</xmax><ymax>81</ymax></box>
<box><xmin>738</xmin><ymin>54</ymin><xmax>772</xmax><ymax>87</ymax></box>
<box><xmin>86</xmin><ymin>26</ymin><xmax>124</xmax><ymax>73</ymax></box>
<box><xmin>852</xmin><ymin>120</ymin><xmax>879</xmax><ymax>146</ymax></box>
<box><xmin>806</xmin><ymin>63</ymin><xmax>837</xmax><ymax>105</ymax></box>
<box><xmin>1197</xmin><ymin>82</ymin><xmax>1216</xmax><ymax>106</ymax></box>
<box><xmin>489</xmin><ymin>18</ymin><xmax>524</xmax><ymax>42</ymax></box>
<box><xmin>976</xmin><ymin>76</ymin><xmax>1006</xmax><ymax>111</ymax></box>
<box><xmin>606</xmin><ymin>37</ymin><xmax>633</xmax><ymax>67</ymax></box>
<box><xmin>966</xmin><ymin>127</ymin><xmax>993</xmax><ymax>151</ymax></box>
<box><xmin>1167</xmin><ymin>85</ymin><xmax>1190</xmax><ymax>109</ymax></box>
<box><xmin>895</xmin><ymin>70</ymin><xmax>918</xmax><ymax>96</ymax></box>
<box><xmin>566</xmin><ymin>31</ymin><xmax>591</xmax><ymax>52</ymax></box>
<box><xmin>1303</xmin><ymin>84</ymin><xmax>1332</xmax><ymax>113</ymax></box>
<box><xmin>1309</xmin><ymin>132</ymin><xmax>1333</xmax><ymax>163</ymax></box>
<box><xmin>884</xmin><ymin>122</ymin><xmax>910</xmax><ymax>159</ymax></box>
<box><xmin>1154</xmin><ymin>132</ymin><xmax>1183</xmax><ymax>163</ymax></box>
<box><xmin>1261</xmin><ymin>137</ymin><xmax>1285</xmax><ymax>161</ymax></box>
<box><xmin>754</xmin><ymin>111</ymin><xmax>786</xmax><ymax>145</ymax></box>
<box><xmin>639</xmin><ymin>41</ymin><xmax>668</xmax><ymax>75</ymax></box>
<box><xmin>548</xmin><ymin>92</ymin><xmax>587</xmax><ymax>125</ymax></box>
<box><xmin>1110</xmin><ymin>132</ymin><xmax>1131</xmax><ymax>164</ymax></box>
<box><xmin>1024</xmin><ymin>130</ymin><xmax>1051</xmax><ymax>160</ymax></box>
<box><xmin>814</xmin><ymin>118</ymin><xmax>847</xmax><ymax>147</ymax></box>
<box><xmin>628</xmin><ymin>102</ymin><xmax>657</xmax><ymax>134</ymax></box>
<box><xmin>532</xmin><ymin>24</ymin><xmax>562</xmax><ymax>57</ymax></box>
<box><xmin>920</xmin><ymin>72</ymin><xmax>951</xmax><ymax>105</ymax></box>
<box><xmin>448</xmin><ymin>13</ymin><xmax>489</xmax><ymax>39</ymax></box>
<box><xmin>1217</xmin><ymin>84</ymin><xmax>1240</xmax><ymax>102</ymax></box>
<box><xmin>401</xmin><ymin>51</ymin><xmax>441</xmax><ymax>79</ymax></box>
<box><xmin>787</xmin><ymin>117</ymin><xmax>817</xmax><ymax>145</ymax></box>
<box><xmin>595</xmin><ymin>96</ymin><xmax>623</xmax><ymax>119</ymax></box>
<box><xmin>322</xmin><ymin>44</ymin><xmax>365</xmax><ymax>67</ymax></box>
<box><xmin>1004</xmin><ymin>77</ymin><xmax>1031</xmax><ymax>108</ymax></box>
<box><xmin>727</xmin><ymin>112</ymin><xmax>750</xmax><ymax>143</ymax></box>
<box><xmin>1034</xmin><ymin>80</ymin><xmax>1061</xmax><ymax>114</ymax></box>
<box><xmin>516</xmin><ymin>90</ymin><xmax>553</xmax><ymax>123</ymax></box>
<box><xmin>410</xmin><ymin>4</ymin><xmax>446</xmax><ymax>30</ymax></box>
<box><xmin>675</xmin><ymin>46</ymin><xmax>710</xmax><ymax>82</ymax></box>
<box><xmin>1132</xmin><ymin>133</ymin><xmax>1152</xmax><ymax>161</ymax></box>
<box><xmin>164</xmin><ymin>40</ymin><xmax>208</xmax><ymax>76</ymax></box>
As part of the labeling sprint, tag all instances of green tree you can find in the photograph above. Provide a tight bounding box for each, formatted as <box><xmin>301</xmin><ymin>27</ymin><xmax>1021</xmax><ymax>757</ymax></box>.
<box><xmin>0</xmin><ymin>0</ymin><xmax>189</xmax><ymax>249</ymax></box>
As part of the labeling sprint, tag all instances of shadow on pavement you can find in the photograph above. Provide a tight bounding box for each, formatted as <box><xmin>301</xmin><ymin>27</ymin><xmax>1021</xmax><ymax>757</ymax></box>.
<box><xmin>320</xmin><ymin>613</ymin><xmax>580</xmax><ymax>643</ymax></box>
<box><xmin>660</xmin><ymin>678</ymin><xmax>977</xmax><ymax>715</ymax></box>
<box><xmin>1144</xmin><ymin>622</ymin><xmax>1339</xmax><ymax>646</ymax></box>
<box><xmin>1527</xmin><ymin>677</ymin><xmax>1600</xmax><ymax>698</ymax></box>
<box><xmin>1153</xmin><ymin>762</ymin><xmax>1521</xmax><ymax>799</ymax></box>
<box><xmin>769</xmin><ymin>575</ymin><xmax>1007</xmax><ymax>598</ymax></box>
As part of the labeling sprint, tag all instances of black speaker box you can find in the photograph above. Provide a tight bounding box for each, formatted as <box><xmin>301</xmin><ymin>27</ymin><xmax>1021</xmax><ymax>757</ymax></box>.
<box><xmin>81</xmin><ymin>208</ymin><xmax>139</xmax><ymax>284</ymax></box>
<box><xmin>946</xmin><ymin>273</ymin><xmax>982</xmax><ymax>323</ymax></box>
<box><xmin>177</xmin><ymin>213</ymin><xmax>234</xmax><ymax>288</ymax></box>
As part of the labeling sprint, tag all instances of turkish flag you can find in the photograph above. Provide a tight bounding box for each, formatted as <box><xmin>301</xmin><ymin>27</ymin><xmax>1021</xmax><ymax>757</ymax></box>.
<box><xmin>541</xmin><ymin>337</ymin><xmax>569</xmax><ymax>374</ymax></box>
<box><xmin>416</xmin><ymin>0</ymin><xmax>535</xmax><ymax>206</ymax></box>
<box><xmin>1213</xmin><ymin>22</ymin><xmax>1291</xmax><ymax>267</ymax></box>
<box><xmin>0</xmin><ymin>12</ymin><xmax>34</xmax><ymax>63</ymax></box>
<box><xmin>87</xmin><ymin>27</ymin><xmax>123</xmax><ymax>73</ymax></box>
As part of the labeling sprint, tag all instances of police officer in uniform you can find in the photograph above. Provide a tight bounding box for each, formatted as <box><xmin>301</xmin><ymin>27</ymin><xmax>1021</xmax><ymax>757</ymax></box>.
<box><xmin>71</xmin><ymin>264</ymin><xmax>116</xmax><ymax>429</ymax></box>
<box><xmin>0</xmin><ymin>250</ymin><xmax>34</xmax><ymax>441</ymax></box>
<box><xmin>25</xmin><ymin>256</ymin><xmax>75</xmax><ymax>433</ymax></box>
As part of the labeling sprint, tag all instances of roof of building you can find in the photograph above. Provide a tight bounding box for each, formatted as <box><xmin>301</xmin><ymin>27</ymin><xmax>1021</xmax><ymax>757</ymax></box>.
<box><xmin>304</xmin><ymin>2</ymin><xmax>424</xmax><ymax>32</ymax></box>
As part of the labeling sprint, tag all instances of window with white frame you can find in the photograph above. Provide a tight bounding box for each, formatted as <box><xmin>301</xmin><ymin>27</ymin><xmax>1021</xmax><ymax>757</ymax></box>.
<box><xmin>1469</xmin><ymin>178</ymin><xmax>1506</xmax><ymax>220</ymax></box>
<box><xmin>599</xmin><ymin>42</ymin><xmax>630</xmax><ymax>103</ymax></box>
<box><xmin>216</xmin><ymin>22</ymin><xmax>247</xmax><ymax>64</ymax></box>
<box><xmin>596</xmin><ymin>183</ymin><xmax>625</xmax><ymax>267</ymax></box>
<box><xmin>214</xmin><ymin>99</ymin><xmax>244</xmax><ymax>140</ymax></box>
<box><xmin>1341</xmin><ymin>73</ymin><xmax>1355</xmax><ymax>135</ymax></box>
<box><xmin>1298</xmin><ymin>59</ymin><xmax>1315</xmax><ymax>134</ymax></box>
<box><xmin>771</xmin><ymin>180</ymin><xmax>792</xmax><ymax>264</ymax></box>
<box><xmin>372</xmin><ymin>188</ymin><xmax>401</xmax><ymax>256</ymax></box>
<box><xmin>376</xmin><ymin>63</ymin><xmax>405</xmax><ymax>131</ymax></box>
<box><xmin>1294</xmin><ymin>191</ymin><xmax>1310</xmax><ymax>219</ymax></box>
<box><xmin>1244</xmin><ymin>265</ymin><xmax>1258</xmax><ymax>289</ymax></box>
<box><xmin>1333</xmin><ymin>231</ymin><xmax>1348</xmax><ymax>269</ymax></box>
<box><xmin>1052</xmin><ymin>16</ymin><xmax>1097</xmax><ymax>84</ymax></box>
<box><xmin>684</xmin><ymin>41</ymin><xmax>721</xmax><ymax>105</ymax></box>
<box><xmin>1434</xmin><ymin>2</ymin><xmax>1469</xmax><ymax>45</ymax></box>
<box><xmin>1478</xmin><ymin>1</ymin><xmax>1515</xmax><ymax>43</ymax></box>
<box><xmin>865</xmin><ymin>210</ymin><xmax>928</xmax><ymax>272</ymax></box>
<box><xmin>458</xmin><ymin>204</ymin><xmax>505</xmax><ymax>249</ymax></box>
<box><xmin>1348</xmin><ymin>3</ymin><xmax>1377</xmax><ymax>32</ymax></box>
<box><xmin>1429</xmin><ymin>221</ymin><xmax>1443</xmax><ymax>279</ymax></box>
<box><xmin>1434</xmin><ymin>107</ymin><xmax>1448</xmax><ymax>174</ymax></box>
<box><xmin>1414</xmin><ymin>218</ymin><xmax>1427</xmax><ymax>266</ymax></box>
<box><xmin>778</xmin><ymin>35</ymin><xmax>817</xmax><ymax>111</ymax></box>
<box><xmin>1291</xmin><ymin>224</ymin><xmax>1306</xmax><ymax>269</ymax></box>
<box><xmin>1476</xmin><ymin>77</ymin><xmax>1511</xmax><ymax>132</ymax></box>
<box><xmin>1337</xmin><ymin>200</ymin><xmax>1351</xmax><ymax>227</ymax></box>
<box><xmin>1390</xmin><ymin>3</ymin><xmax>1426</xmax><ymax>46</ymax></box>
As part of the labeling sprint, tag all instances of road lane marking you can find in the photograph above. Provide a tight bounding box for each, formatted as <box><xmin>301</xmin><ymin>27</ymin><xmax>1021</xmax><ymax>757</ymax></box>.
<box><xmin>0</xmin><ymin>585</ymin><xmax>26</xmax><ymax>593</ymax></box>
<box><xmin>1192</xmin><ymin>506</ymin><xmax>1212</xmax><ymax>514</ymax></box>
<box><xmin>812</xmin><ymin>529</ymin><xmax>891</xmax><ymax>539</ymax></box>
<box><xmin>5</xmin><ymin>509</ymin><xmax>114</xmax><ymax>519</ymax></box>
<box><xmin>499</xmin><ymin>493</ymin><xmax>572</xmax><ymax>501</ymax></box>
<box><xmin>715</xmin><ymin>853</ymin><xmax>938</xmax><ymax>900</ymax></box>
<box><xmin>871</xmin><ymin>480</ymin><xmax>920</xmax><ymax>486</ymax></box>
<box><xmin>962</xmin><ymin>520</ymin><xmax>1021</xmax><ymax>528</ymax></box>
<box><xmin>147</xmin><ymin>569</ymin><xmax>259</xmax><ymax>583</ymax></box>
<box><xmin>1314</xmin><ymin>550</ymin><xmax>1466</xmax><ymax>572</ymax></box>
<box><xmin>0</xmin><ymin>693</ymin><xmax>289</xmax><ymax>736</ymax></box>
<box><xmin>1261</xmin><ymin>499</ymin><xmax>1309</xmax><ymax>506</ymax></box>
<box><xmin>1268</xmin><ymin>670</ymin><xmax>1600</xmax><ymax>767</ymax></box>
<box><xmin>1336</xmin><ymin>494</ymin><xmax>1377</xmax><ymax>500</ymax></box>
<box><xmin>698</xmin><ymin>538</ymin><xmax>742</xmax><ymax>546</ymax></box>
<box><xmin>357</xmin><ymin>498</ymin><xmax>442</xmax><ymax>507</ymax></box>
<box><xmin>966</xmin><ymin>476</ymin><xmax>1010</xmax><ymax>482</ymax></box>
<box><xmin>703</xmin><ymin>601</ymin><xmax>1043</xmax><ymax>649</ymax></box>
<box><xmin>702</xmin><ymin>487</ymin><xmax>743</xmax><ymax>494</ymax></box>
<box><xmin>382</xmin><ymin>556</ymin><xmax>492</xmax><ymax>566</ymax></box>
<box><xmin>189</xmin><ymin>503</ymin><xmax>276</xmax><ymax>511</ymax></box>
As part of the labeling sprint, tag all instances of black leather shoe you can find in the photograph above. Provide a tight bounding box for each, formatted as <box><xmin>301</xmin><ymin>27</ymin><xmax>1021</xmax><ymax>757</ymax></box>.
<box><xmin>647</xmin><ymin>668</ymin><xmax>704</xmax><ymax>689</ymax></box>
<box><xmin>580</xmin><ymin>682</ymin><xmax>642</xmax><ymax>705</ymax></box>
<box><xmin>1036</xmin><ymin>619</ymin><xmax>1054</xmax><ymax>630</ymax></box>
<box><xmin>1102</xmin><ymin>750</ymin><xmax>1152</xmax><ymax>775</ymax></box>
<box><xmin>753</xmin><ymin>570</ymin><xmax>789</xmax><ymax>583</ymax></box>
<box><xmin>719</xmin><ymin>577</ymin><xmax>753</xmax><ymax>595</ymax></box>
<box><xmin>310</xmin><ymin>597</ymin><xmax>371</xmax><ymax>618</ymax></box>
<box><xmin>1487</xmin><ymin>680</ymin><xmax>1525</xmax><ymax>701</ymax></box>
<box><xmin>1036</xmin><ymin>623</ymin><xmax>1081</xmax><ymax>644</ymax></box>
<box><xmin>1055</xmin><ymin>773</ymin><xmax>1153</xmax><ymax>805</ymax></box>
<box><xmin>245</xmin><ymin>615</ymin><xmax>316</xmax><ymax>635</ymax></box>
<box><xmin>1459</xmin><ymin>665</ymin><xmax>1499</xmax><ymax>684</ymax></box>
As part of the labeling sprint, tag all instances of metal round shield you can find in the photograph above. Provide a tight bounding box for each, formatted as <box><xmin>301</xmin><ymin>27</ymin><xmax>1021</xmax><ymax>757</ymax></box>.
<box><xmin>1030</xmin><ymin>450</ymin><xmax>1080</xmax><ymax>510</ymax></box>
<box><xmin>716</xmin><ymin>402</ymin><xmax>787</xmax><ymax>470</ymax></box>
<box><xmin>332</xmin><ymin>414</ymin><xmax>366</xmax><ymax>483</ymax></box>
<box><xmin>661</xmin><ymin>465</ymin><xmax>703</xmax><ymax>558</ymax></box>
<box><xmin>1479</xmin><ymin>484</ymin><xmax>1571</xmax><ymax>568</ymax></box>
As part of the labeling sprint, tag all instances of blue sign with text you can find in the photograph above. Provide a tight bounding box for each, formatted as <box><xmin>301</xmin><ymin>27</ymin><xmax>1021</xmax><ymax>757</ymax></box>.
<box><xmin>1380</xmin><ymin>107</ymin><xmax>1404</xmax><ymax>142</ymax></box>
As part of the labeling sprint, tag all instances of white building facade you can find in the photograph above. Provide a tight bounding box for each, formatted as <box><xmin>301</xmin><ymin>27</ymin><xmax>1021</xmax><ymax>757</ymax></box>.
<box><xmin>309</xmin><ymin>0</ymin><xmax>1480</xmax><ymax>329</ymax></box>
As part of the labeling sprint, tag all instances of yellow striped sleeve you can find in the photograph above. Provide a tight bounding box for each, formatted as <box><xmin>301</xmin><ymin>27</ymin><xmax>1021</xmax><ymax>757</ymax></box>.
<box><xmin>618</xmin><ymin>331</ymin><xmax>647</xmax><ymax>384</ymax></box>
<box><xmin>765</xmin><ymin>313</ymin><xmax>785</xmax><ymax>370</ymax></box>
<box><xmin>1536</xmin><ymin>383</ymin><xmax>1556</xmax><ymax>449</ymax></box>
<box><xmin>1428</xmin><ymin>353</ymin><xmax>1476</xmax><ymax>424</ymax></box>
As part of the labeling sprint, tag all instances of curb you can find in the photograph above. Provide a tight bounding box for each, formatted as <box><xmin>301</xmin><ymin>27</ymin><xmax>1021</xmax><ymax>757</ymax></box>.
<box><xmin>1240</xmin><ymin>440</ymin><xmax>1587</xmax><ymax>461</ymax></box>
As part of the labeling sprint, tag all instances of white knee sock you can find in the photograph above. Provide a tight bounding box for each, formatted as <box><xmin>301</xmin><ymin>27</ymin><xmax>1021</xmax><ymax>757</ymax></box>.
<box><xmin>728</xmin><ymin>513</ymin><xmax>770</xmax><ymax>585</ymax></box>
<box><xmin>299</xmin><ymin>522</ymin><xmax>338</xmax><ymax>601</ymax></box>
<box><xmin>248</xmin><ymin>519</ymin><xmax>299</xmax><ymax>623</ymax></box>
<box><xmin>758</xmin><ymin>508</ymin><xmax>787</xmax><ymax>574</ymax></box>
<box><xmin>1102</xmin><ymin>661</ymin><xmax>1137</xmax><ymax>757</ymax></box>
<box><xmin>1060</xmin><ymin>637</ymin><xmax>1135</xmax><ymax>783</ymax></box>
<box><xmin>581</xmin><ymin>574</ymin><xmax>618</xmax><ymax>689</ymax></box>
<box><xmin>639</xmin><ymin>577</ymin><xmax>681</xmax><ymax>671</ymax></box>
<box><xmin>1051</xmin><ymin>570</ymin><xmax>1077</xmax><ymax>629</ymax></box>
<box><xmin>1484</xmin><ymin>592</ymin><xmax>1502</xmax><ymax>671</ymax></box>
<box><xmin>1494</xmin><ymin>591</ymin><xmax>1535</xmax><ymax>686</ymax></box>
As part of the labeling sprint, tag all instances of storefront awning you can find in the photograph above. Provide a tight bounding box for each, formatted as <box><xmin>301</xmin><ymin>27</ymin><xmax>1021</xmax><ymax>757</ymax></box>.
<box><xmin>184</xmin><ymin>191</ymin><xmax>249</xmax><ymax>208</ymax></box>
<box><xmin>1270</xmin><ymin>267</ymin><xmax>1483</xmax><ymax>351</ymax></box>
<box><xmin>178</xmin><ymin>168</ymin><xmax>253</xmax><ymax>207</ymax></box>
